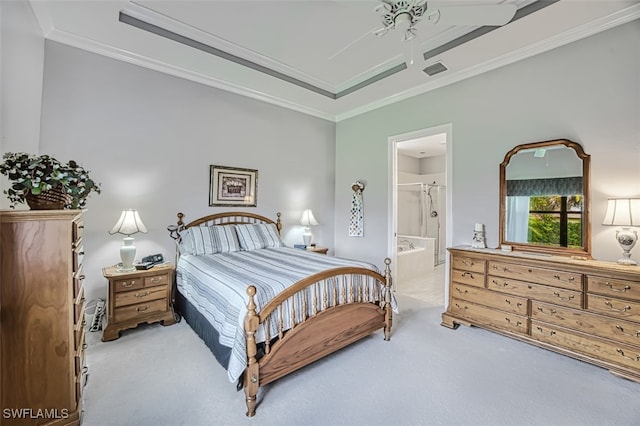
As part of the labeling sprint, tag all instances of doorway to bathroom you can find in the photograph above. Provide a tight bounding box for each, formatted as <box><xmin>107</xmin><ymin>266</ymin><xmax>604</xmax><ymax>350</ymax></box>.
<box><xmin>389</xmin><ymin>124</ymin><xmax>452</xmax><ymax>308</ymax></box>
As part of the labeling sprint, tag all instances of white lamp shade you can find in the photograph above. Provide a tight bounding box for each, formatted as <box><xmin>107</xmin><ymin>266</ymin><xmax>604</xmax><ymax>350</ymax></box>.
<box><xmin>109</xmin><ymin>209</ymin><xmax>148</xmax><ymax>236</ymax></box>
<box><xmin>300</xmin><ymin>209</ymin><xmax>319</xmax><ymax>227</ymax></box>
<box><xmin>602</xmin><ymin>198</ymin><xmax>640</xmax><ymax>226</ymax></box>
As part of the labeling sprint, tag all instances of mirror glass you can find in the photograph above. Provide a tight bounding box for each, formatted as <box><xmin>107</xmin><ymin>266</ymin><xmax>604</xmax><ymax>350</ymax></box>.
<box><xmin>499</xmin><ymin>139</ymin><xmax>591</xmax><ymax>257</ymax></box>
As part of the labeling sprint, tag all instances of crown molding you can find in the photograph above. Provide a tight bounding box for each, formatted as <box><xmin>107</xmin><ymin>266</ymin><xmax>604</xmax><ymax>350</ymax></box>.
<box><xmin>335</xmin><ymin>3</ymin><xmax>640</xmax><ymax>122</ymax></box>
<box><xmin>43</xmin><ymin>28</ymin><xmax>336</xmax><ymax>122</ymax></box>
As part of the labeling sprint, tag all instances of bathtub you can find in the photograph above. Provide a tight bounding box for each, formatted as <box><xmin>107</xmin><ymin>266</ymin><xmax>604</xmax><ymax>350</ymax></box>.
<box><xmin>396</xmin><ymin>236</ymin><xmax>435</xmax><ymax>286</ymax></box>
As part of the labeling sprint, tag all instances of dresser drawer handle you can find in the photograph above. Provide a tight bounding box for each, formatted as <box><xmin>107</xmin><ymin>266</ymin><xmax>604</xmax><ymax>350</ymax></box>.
<box><xmin>135</xmin><ymin>291</ymin><xmax>150</xmax><ymax>298</ymax></box>
<box><xmin>81</xmin><ymin>320</ymin><xmax>86</xmax><ymax>327</ymax></box>
<box><xmin>536</xmin><ymin>326</ymin><xmax>556</xmax><ymax>337</ymax></box>
<box><xmin>615</xmin><ymin>348</ymin><xmax>640</xmax><ymax>362</ymax></box>
<box><xmin>136</xmin><ymin>305</ymin><xmax>149</xmax><ymax>312</ymax></box>
<box><xmin>605</xmin><ymin>283</ymin><xmax>631</xmax><ymax>292</ymax></box>
<box><xmin>82</xmin><ymin>343</ymin><xmax>88</xmax><ymax>350</ymax></box>
<box><xmin>553</xmin><ymin>291</ymin><xmax>574</xmax><ymax>301</ymax></box>
<box><xmin>78</xmin><ymin>275</ymin><xmax>86</xmax><ymax>280</ymax></box>
<box><xmin>460</xmin><ymin>259</ymin><xmax>472</xmax><ymax>266</ymax></box>
<box><xmin>150</xmin><ymin>276</ymin><xmax>161</xmax><ymax>283</ymax></box>
<box><xmin>537</xmin><ymin>306</ymin><xmax>557</xmax><ymax>315</ymax></box>
<box><xmin>505</xmin><ymin>317</ymin><xmax>522</xmax><ymax>326</ymax></box>
<box><xmin>78</xmin><ymin>251</ymin><xmax>85</xmax><ymax>256</ymax></box>
<box><xmin>492</xmin><ymin>280</ymin><xmax>508</xmax><ymax>287</ymax></box>
<box><xmin>554</xmin><ymin>274</ymin><xmax>560</xmax><ymax>279</ymax></box>
<box><xmin>461</xmin><ymin>272</ymin><xmax>474</xmax><ymax>279</ymax></box>
<box><xmin>454</xmin><ymin>303</ymin><xmax>467</xmax><ymax>310</ymax></box>
<box><xmin>605</xmin><ymin>301</ymin><xmax>631</xmax><ymax>312</ymax></box>
<box><xmin>121</xmin><ymin>280</ymin><xmax>136</xmax><ymax>288</ymax></box>
<box><xmin>455</xmin><ymin>287</ymin><xmax>468</xmax><ymax>294</ymax></box>
<box><xmin>615</xmin><ymin>325</ymin><xmax>640</xmax><ymax>338</ymax></box>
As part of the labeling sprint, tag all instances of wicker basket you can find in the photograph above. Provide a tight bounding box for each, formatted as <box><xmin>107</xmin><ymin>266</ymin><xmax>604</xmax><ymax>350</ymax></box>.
<box><xmin>25</xmin><ymin>186</ymin><xmax>71</xmax><ymax>210</ymax></box>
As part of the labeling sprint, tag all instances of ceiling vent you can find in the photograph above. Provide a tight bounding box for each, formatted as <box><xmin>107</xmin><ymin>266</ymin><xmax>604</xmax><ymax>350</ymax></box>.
<box><xmin>423</xmin><ymin>62</ymin><xmax>448</xmax><ymax>76</ymax></box>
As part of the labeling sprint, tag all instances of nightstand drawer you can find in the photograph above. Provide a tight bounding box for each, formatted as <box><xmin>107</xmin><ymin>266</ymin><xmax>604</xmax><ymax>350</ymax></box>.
<box><xmin>145</xmin><ymin>273</ymin><xmax>169</xmax><ymax>287</ymax></box>
<box><xmin>113</xmin><ymin>277</ymin><xmax>145</xmax><ymax>292</ymax></box>
<box><xmin>115</xmin><ymin>299</ymin><xmax>167</xmax><ymax>323</ymax></box>
<box><xmin>115</xmin><ymin>286</ymin><xmax>168</xmax><ymax>307</ymax></box>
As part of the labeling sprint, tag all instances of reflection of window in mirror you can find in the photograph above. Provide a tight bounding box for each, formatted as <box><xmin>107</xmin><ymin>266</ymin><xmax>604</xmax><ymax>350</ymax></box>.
<box><xmin>507</xmin><ymin>195</ymin><xmax>583</xmax><ymax>247</ymax></box>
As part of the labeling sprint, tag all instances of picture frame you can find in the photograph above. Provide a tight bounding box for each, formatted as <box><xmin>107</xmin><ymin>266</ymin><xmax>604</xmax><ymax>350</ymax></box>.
<box><xmin>209</xmin><ymin>165</ymin><xmax>258</xmax><ymax>207</ymax></box>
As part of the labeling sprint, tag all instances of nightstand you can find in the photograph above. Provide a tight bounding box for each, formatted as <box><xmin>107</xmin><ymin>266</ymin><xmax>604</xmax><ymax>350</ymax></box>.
<box><xmin>102</xmin><ymin>263</ymin><xmax>176</xmax><ymax>341</ymax></box>
<box><xmin>307</xmin><ymin>246</ymin><xmax>329</xmax><ymax>255</ymax></box>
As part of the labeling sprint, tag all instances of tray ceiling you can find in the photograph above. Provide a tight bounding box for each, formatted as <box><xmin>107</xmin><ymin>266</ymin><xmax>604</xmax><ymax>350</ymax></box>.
<box><xmin>29</xmin><ymin>0</ymin><xmax>640</xmax><ymax>121</ymax></box>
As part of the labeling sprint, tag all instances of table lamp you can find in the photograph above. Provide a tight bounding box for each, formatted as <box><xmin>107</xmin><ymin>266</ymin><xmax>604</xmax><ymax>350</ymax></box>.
<box><xmin>109</xmin><ymin>209</ymin><xmax>148</xmax><ymax>272</ymax></box>
<box><xmin>602</xmin><ymin>198</ymin><xmax>640</xmax><ymax>265</ymax></box>
<box><xmin>299</xmin><ymin>209</ymin><xmax>318</xmax><ymax>247</ymax></box>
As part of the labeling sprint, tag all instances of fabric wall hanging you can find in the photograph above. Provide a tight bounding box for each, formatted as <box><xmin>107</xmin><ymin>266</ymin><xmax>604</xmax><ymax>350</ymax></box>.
<box><xmin>349</xmin><ymin>181</ymin><xmax>365</xmax><ymax>237</ymax></box>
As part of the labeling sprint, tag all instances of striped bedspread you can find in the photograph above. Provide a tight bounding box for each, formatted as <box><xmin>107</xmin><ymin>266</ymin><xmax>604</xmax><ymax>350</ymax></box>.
<box><xmin>176</xmin><ymin>247</ymin><xmax>386</xmax><ymax>383</ymax></box>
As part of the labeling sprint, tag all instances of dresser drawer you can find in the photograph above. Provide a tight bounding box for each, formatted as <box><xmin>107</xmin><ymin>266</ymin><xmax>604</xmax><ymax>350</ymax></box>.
<box><xmin>450</xmin><ymin>298</ymin><xmax>528</xmax><ymax>334</ymax></box>
<box><xmin>451</xmin><ymin>283</ymin><xmax>528</xmax><ymax>315</ymax></box>
<box><xmin>114</xmin><ymin>299</ymin><xmax>167</xmax><ymax>323</ymax></box>
<box><xmin>452</xmin><ymin>255</ymin><xmax>486</xmax><ymax>274</ymax></box>
<box><xmin>451</xmin><ymin>269</ymin><xmax>485</xmax><ymax>288</ymax></box>
<box><xmin>489</xmin><ymin>261</ymin><xmax>582</xmax><ymax>291</ymax></box>
<box><xmin>73</xmin><ymin>219</ymin><xmax>84</xmax><ymax>244</ymax></box>
<box><xmin>488</xmin><ymin>275</ymin><xmax>582</xmax><ymax>309</ymax></box>
<box><xmin>587</xmin><ymin>294</ymin><xmax>640</xmax><ymax>323</ymax></box>
<box><xmin>533</xmin><ymin>301</ymin><xmax>640</xmax><ymax>348</ymax></box>
<box><xmin>74</xmin><ymin>265</ymin><xmax>86</xmax><ymax>298</ymax></box>
<box><xmin>531</xmin><ymin>321</ymin><xmax>640</xmax><ymax>373</ymax></box>
<box><xmin>115</xmin><ymin>286</ymin><xmax>168</xmax><ymax>307</ymax></box>
<box><xmin>73</xmin><ymin>245</ymin><xmax>85</xmax><ymax>273</ymax></box>
<box><xmin>587</xmin><ymin>276</ymin><xmax>640</xmax><ymax>302</ymax></box>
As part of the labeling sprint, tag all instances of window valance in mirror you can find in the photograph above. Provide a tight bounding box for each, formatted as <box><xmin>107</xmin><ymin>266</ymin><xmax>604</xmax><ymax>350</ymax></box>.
<box><xmin>506</xmin><ymin>177</ymin><xmax>582</xmax><ymax>197</ymax></box>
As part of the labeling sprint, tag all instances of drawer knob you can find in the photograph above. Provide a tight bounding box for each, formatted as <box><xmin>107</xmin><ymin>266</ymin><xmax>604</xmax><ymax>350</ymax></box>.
<box><xmin>605</xmin><ymin>301</ymin><xmax>631</xmax><ymax>312</ymax></box>
<box><xmin>605</xmin><ymin>282</ymin><xmax>631</xmax><ymax>293</ymax></box>
<box><xmin>615</xmin><ymin>348</ymin><xmax>640</xmax><ymax>362</ymax></box>
<box><xmin>137</xmin><ymin>305</ymin><xmax>149</xmax><ymax>312</ymax></box>
<box><xmin>135</xmin><ymin>291</ymin><xmax>150</xmax><ymax>298</ymax></box>
<box><xmin>121</xmin><ymin>280</ymin><xmax>136</xmax><ymax>288</ymax></box>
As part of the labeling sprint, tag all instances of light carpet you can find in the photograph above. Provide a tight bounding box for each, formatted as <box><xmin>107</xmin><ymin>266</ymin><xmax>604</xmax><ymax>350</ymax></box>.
<box><xmin>82</xmin><ymin>294</ymin><xmax>640</xmax><ymax>426</ymax></box>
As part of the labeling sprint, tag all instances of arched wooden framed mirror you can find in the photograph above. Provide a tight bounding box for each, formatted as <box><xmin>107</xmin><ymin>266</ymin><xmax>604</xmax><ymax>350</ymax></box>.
<box><xmin>499</xmin><ymin>139</ymin><xmax>591</xmax><ymax>257</ymax></box>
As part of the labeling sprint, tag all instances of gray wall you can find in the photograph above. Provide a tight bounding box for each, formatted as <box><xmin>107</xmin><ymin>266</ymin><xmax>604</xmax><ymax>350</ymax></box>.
<box><xmin>0</xmin><ymin>0</ymin><xmax>45</xmax><ymax>203</ymax></box>
<box><xmin>37</xmin><ymin>42</ymin><xmax>336</xmax><ymax>301</ymax></box>
<box><xmin>335</xmin><ymin>20</ymin><xmax>640</xmax><ymax>265</ymax></box>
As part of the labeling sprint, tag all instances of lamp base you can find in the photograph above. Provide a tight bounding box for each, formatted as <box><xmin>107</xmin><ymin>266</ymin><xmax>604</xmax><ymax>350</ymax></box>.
<box><xmin>118</xmin><ymin>237</ymin><xmax>137</xmax><ymax>272</ymax></box>
<box><xmin>616</xmin><ymin>228</ymin><xmax>638</xmax><ymax>266</ymax></box>
<box><xmin>302</xmin><ymin>229</ymin><xmax>312</xmax><ymax>247</ymax></box>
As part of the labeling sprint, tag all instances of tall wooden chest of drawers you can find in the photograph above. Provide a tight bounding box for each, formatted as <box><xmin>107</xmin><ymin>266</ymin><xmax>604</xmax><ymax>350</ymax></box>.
<box><xmin>1</xmin><ymin>210</ymin><xmax>87</xmax><ymax>425</ymax></box>
<box><xmin>442</xmin><ymin>246</ymin><xmax>640</xmax><ymax>382</ymax></box>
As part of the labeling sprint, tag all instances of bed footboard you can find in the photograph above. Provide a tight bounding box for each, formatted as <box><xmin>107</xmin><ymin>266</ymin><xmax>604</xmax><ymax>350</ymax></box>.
<box><xmin>243</xmin><ymin>259</ymin><xmax>392</xmax><ymax>417</ymax></box>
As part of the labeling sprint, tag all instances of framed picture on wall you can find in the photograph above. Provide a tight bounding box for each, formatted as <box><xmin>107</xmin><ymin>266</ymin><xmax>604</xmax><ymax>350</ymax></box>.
<box><xmin>209</xmin><ymin>165</ymin><xmax>258</xmax><ymax>207</ymax></box>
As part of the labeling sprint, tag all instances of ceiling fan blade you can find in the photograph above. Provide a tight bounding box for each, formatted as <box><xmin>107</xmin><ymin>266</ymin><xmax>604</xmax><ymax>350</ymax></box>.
<box><xmin>432</xmin><ymin>4</ymin><xmax>517</xmax><ymax>26</ymax></box>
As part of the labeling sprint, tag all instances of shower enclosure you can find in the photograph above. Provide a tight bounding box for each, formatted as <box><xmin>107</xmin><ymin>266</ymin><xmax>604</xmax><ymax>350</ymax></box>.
<box><xmin>397</xmin><ymin>183</ymin><xmax>446</xmax><ymax>265</ymax></box>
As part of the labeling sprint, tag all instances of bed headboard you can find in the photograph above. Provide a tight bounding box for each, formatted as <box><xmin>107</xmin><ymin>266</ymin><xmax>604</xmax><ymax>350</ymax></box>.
<box><xmin>167</xmin><ymin>211</ymin><xmax>283</xmax><ymax>250</ymax></box>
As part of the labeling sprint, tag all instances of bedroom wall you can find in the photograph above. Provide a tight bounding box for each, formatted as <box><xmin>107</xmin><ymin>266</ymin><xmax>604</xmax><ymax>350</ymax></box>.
<box><xmin>0</xmin><ymin>0</ymin><xmax>45</xmax><ymax>207</ymax></box>
<box><xmin>335</xmin><ymin>20</ymin><xmax>640</xmax><ymax>267</ymax></box>
<box><xmin>37</xmin><ymin>41</ymin><xmax>336</xmax><ymax>302</ymax></box>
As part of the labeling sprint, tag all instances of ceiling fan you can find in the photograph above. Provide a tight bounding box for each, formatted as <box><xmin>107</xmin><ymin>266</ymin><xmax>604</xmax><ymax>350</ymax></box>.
<box><xmin>330</xmin><ymin>1</ymin><xmax>518</xmax><ymax>60</ymax></box>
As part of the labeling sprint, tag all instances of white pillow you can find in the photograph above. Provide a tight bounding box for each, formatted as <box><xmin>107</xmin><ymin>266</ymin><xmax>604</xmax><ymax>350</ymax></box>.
<box><xmin>178</xmin><ymin>229</ymin><xmax>195</xmax><ymax>255</ymax></box>
<box><xmin>186</xmin><ymin>225</ymin><xmax>241</xmax><ymax>255</ymax></box>
<box><xmin>235</xmin><ymin>223</ymin><xmax>284</xmax><ymax>251</ymax></box>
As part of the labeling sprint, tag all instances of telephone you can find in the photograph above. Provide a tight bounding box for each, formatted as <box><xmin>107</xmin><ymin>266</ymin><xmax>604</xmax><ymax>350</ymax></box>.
<box><xmin>135</xmin><ymin>253</ymin><xmax>164</xmax><ymax>270</ymax></box>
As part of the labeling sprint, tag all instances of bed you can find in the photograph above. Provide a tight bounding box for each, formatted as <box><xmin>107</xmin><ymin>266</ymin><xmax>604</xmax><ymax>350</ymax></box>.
<box><xmin>167</xmin><ymin>211</ymin><xmax>393</xmax><ymax>416</ymax></box>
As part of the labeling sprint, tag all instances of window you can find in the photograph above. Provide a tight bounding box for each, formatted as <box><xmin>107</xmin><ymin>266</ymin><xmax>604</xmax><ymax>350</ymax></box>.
<box><xmin>527</xmin><ymin>195</ymin><xmax>583</xmax><ymax>248</ymax></box>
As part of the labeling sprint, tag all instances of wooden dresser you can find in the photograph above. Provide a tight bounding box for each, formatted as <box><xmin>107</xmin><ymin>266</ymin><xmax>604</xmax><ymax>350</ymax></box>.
<box><xmin>442</xmin><ymin>246</ymin><xmax>640</xmax><ymax>382</ymax></box>
<box><xmin>1</xmin><ymin>210</ymin><xmax>87</xmax><ymax>425</ymax></box>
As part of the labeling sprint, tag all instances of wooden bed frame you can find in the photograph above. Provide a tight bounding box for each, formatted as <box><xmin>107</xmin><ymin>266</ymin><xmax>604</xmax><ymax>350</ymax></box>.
<box><xmin>168</xmin><ymin>211</ymin><xmax>392</xmax><ymax>416</ymax></box>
